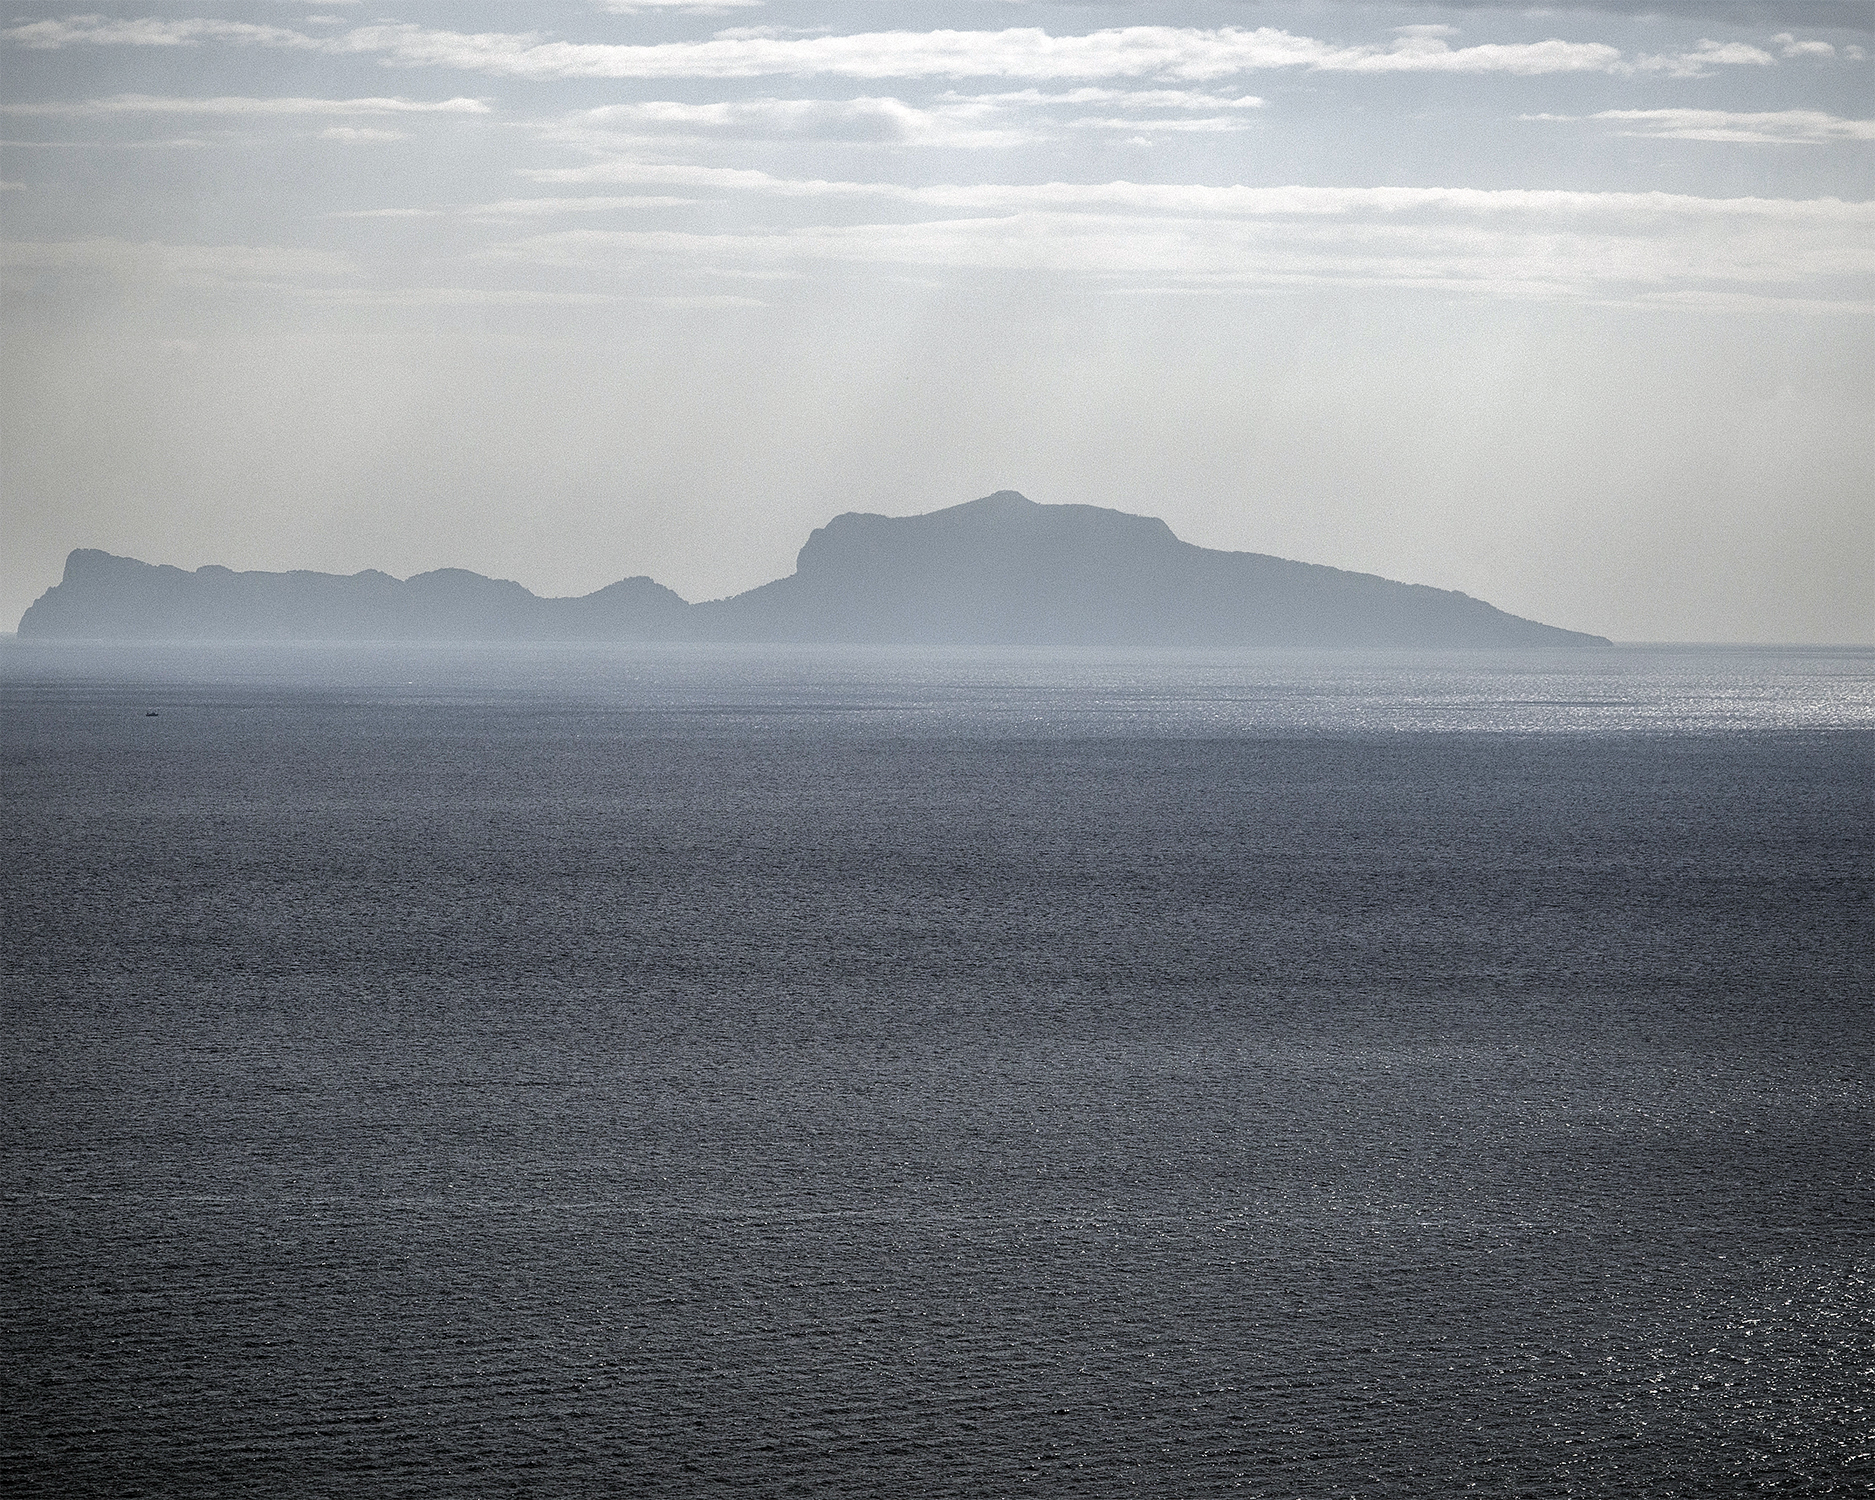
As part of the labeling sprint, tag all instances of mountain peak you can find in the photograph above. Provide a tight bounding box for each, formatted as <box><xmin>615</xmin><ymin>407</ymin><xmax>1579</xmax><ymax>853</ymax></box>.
<box><xmin>705</xmin><ymin>494</ymin><xmax>1602</xmax><ymax>646</ymax></box>
<box><xmin>967</xmin><ymin>489</ymin><xmax>1034</xmax><ymax>509</ymax></box>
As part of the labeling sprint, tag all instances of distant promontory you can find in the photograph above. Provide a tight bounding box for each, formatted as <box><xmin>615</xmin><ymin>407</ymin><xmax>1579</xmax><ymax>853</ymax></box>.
<box><xmin>17</xmin><ymin>491</ymin><xmax>1609</xmax><ymax>648</ymax></box>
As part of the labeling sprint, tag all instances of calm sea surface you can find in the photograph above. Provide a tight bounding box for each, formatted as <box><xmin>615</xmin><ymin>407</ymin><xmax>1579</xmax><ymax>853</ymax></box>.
<box><xmin>3</xmin><ymin>644</ymin><xmax>1870</xmax><ymax>1497</ymax></box>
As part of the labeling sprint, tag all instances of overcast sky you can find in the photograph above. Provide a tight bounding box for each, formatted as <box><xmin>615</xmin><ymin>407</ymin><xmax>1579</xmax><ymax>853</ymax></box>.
<box><xmin>2</xmin><ymin>0</ymin><xmax>1869</xmax><ymax>641</ymax></box>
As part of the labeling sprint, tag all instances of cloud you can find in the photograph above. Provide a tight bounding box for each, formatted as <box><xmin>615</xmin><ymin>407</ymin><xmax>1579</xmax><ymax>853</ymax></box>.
<box><xmin>946</xmin><ymin>85</ymin><xmax>1268</xmax><ymax>137</ymax></box>
<box><xmin>325</xmin><ymin>207</ymin><xmax>446</xmax><ymax>219</ymax></box>
<box><xmin>948</xmin><ymin>87</ymin><xmax>1265</xmax><ymax>110</ymax></box>
<box><xmin>1</xmin><ymin>95</ymin><xmax>490</xmax><ymax>117</ymax></box>
<box><xmin>2</xmin><ymin>18</ymin><xmax>1679</xmax><ymax>81</ymax></box>
<box><xmin>527</xmin><ymin>159</ymin><xmax>905</xmax><ymax>201</ymax></box>
<box><xmin>1389</xmin><ymin>0</ymin><xmax>1873</xmax><ymax>28</ymax></box>
<box><xmin>1535</xmin><ymin>108</ymin><xmax>1875</xmax><ymax>143</ymax></box>
<box><xmin>466</xmin><ymin>161</ymin><xmax>1875</xmax><ymax>305</ymax></box>
<box><xmin>522</xmin><ymin>160</ymin><xmax>1875</xmax><ymax>225</ymax></box>
<box><xmin>0</xmin><ymin>134</ymin><xmax>215</xmax><ymax>150</ymax></box>
<box><xmin>561</xmin><ymin>86</ymin><xmax>1269</xmax><ymax>148</ymax></box>
<box><xmin>1773</xmin><ymin>33</ymin><xmax>1839</xmax><ymax>57</ymax></box>
<box><xmin>572</xmin><ymin>95</ymin><xmax>1031</xmax><ymax>148</ymax></box>
<box><xmin>347</xmin><ymin>23</ymin><xmax>1640</xmax><ymax>81</ymax></box>
<box><xmin>0</xmin><ymin>240</ymin><xmax>762</xmax><ymax>308</ymax></box>
<box><xmin>1632</xmin><ymin>38</ymin><xmax>1778</xmax><ymax>75</ymax></box>
<box><xmin>480</xmin><ymin>197</ymin><xmax>1873</xmax><ymax>309</ymax></box>
<box><xmin>318</xmin><ymin>126</ymin><xmax>405</xmax><ymax>142</ymax></box>
<box><xmin>1062</xmin><ymin>116</ymin><xmax>1257</xmax><ymax>134</ymax></box>
<box><xmin>1683</xmin><ymin>40</ymin><xmax>1779</xmax><ymax>65</ymax></box>
<box><xmin>478</xmin><ymin>163</ymin><xmax>1875</xmax><ymax>305</ymax></box>
<box><xmin>325</xmin><ymin>196</ymin><xmax>700</xmax><ymax>221</ymax></box>
<box><xmin>594</xmin><ymin>0</ymin><xmax>763</xmax><ymax>11</ymax></box>
<box><xmin>466</xmin><ymin>195</ymin><xmax>700</xmax><ymax>217</ymax></box>
<box><xmin>296</xmin><ymin>286</ymin><xmax>652</xmax><ymax>308</ymax></box>
<box><xmin>3</xmin><ymin>17</ymin><xmax>320</xmax><ymax>50</ymax></box>
<box><xmin>0</xmin><ymin>237</ymin><xmax>357</xmax><ymax>289</ymax></box>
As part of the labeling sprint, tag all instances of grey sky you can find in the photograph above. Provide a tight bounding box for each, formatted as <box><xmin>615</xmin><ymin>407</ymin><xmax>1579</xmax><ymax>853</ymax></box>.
<box><xmin>2</xmin><ymin>0</ymin><xmax>1869</xmax><ymax>641</ymax></box>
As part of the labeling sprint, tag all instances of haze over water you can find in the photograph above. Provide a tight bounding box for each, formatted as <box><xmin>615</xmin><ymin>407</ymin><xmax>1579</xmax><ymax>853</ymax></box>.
<box><xmin>3</xmin><ymin>643</ymin><xmax>1871</xmax><ymax>1496</ymax></box>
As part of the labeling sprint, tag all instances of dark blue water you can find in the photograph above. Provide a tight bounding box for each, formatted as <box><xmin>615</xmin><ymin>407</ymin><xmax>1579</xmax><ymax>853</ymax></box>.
<box><xmin>3</xmin><ymin>645</ymin><xmax>1870</xmax><ymax>1497</ymax></box>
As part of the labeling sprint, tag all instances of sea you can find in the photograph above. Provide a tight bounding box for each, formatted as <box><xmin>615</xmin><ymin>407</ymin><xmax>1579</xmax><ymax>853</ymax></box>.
<box><xmin>2</xmin><ymin>642</ymin><xmax>1870</xmax><ymax>1498</ymax></box>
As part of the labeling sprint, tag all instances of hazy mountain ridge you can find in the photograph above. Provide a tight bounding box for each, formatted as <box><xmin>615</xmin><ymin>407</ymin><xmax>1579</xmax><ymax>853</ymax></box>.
<box><xmin>17</xmin><ymin>492</ymin><xmax>1610</xmax><ymax>647</ymax></box>
<box><xmin>18</xmin><ymin>548</ymin><xmax>691</xmax><ymax>643</ymax></box>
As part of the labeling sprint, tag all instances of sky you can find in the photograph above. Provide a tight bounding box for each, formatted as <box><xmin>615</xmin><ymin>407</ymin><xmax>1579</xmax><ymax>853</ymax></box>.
<box><xmin>1</xmin><ymin>0</ymin><xmax>1870</xmax><ymax>642</ymax></box>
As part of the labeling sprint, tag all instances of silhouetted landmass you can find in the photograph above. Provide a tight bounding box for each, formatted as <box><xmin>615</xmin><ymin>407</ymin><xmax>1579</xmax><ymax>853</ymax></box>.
<box><xmin>18</xmin><ymin>551</ymin><xmax>691</xmax><ymax>642</ymax></box>
<box><xmin>17</xmin><ymin>491</ymin><xmax>1609</xmax><ymax>646</ymax></box>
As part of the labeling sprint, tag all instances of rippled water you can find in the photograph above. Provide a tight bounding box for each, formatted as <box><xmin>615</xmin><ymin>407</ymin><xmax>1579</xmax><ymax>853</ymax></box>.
<box><xmin>3</xmin><ymin>643</ymin><xmax>1870</xmax><ymax>1496</ymax></box>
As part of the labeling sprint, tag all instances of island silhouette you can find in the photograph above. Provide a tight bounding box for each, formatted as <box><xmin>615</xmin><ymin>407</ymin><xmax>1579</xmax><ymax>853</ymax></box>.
<box><xmin>17</xmin><ymin>490</ymin><xmax>1608</xmax><ymax>646</ymax></box>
